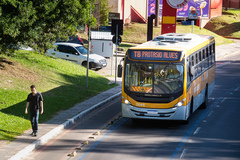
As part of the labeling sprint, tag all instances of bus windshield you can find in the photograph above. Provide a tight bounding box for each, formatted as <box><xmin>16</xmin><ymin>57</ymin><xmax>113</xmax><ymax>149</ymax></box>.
<box><xmin>125</xmin><ymin>63</ymin><xmax>184</xmax><ymax>94</ymax></box>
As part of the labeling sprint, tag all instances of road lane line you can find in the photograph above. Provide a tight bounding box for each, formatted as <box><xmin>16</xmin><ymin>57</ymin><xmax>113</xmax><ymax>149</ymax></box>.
<box><xmin>193</xmin><ymin>127</ymin><xmax>201</xmax><ymax>135</ymax></box>
<box><xmin>207</xmin><ymin>111</ymin><xmax>214</xmax><ymax>117</ymax></box>
<box><xmin>59</xmin><ymin>99</ymin><xmax>122</xmax><ymax>160</ymax></box>
<box><xmin>221</xmin><ymin>97</ymin><xmax>226</xmax><ymax>103</ymax></box>
<box><xmin>234</xmin><ymin>86</ymin><xmax>240</xmax><ymax>91</ymax></box>
<box><xmin>78</xmin><ymin>118</ymin><xmax>128</xmax><ymax>160</ymax></box>
<box><xmin>180</xmin><ymin>148</ymin><xmax>188</xmax><ymax>159</ymax></box>
<box><xmin>60</xmin><ymin>111</ymin><xmax>123</xmax><ymax>160</ymax></box>
<box><xmin>170</xmin><ymin>97</ymin><xmax>223</xmax><ymax>160</ymax></box>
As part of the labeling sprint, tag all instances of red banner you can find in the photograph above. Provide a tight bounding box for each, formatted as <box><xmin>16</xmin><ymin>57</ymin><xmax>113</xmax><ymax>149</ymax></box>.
<box><xmin>161</xmin><ymin>0</ymin><xmax>177</xmax><ymax>34</ymax></box>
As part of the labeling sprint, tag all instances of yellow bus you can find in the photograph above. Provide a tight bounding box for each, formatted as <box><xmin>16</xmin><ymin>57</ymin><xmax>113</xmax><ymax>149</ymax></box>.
<box><xmin>118</xmin><ymin>33</ymin><xmax>215</xmax><ymax>123</ymax></box>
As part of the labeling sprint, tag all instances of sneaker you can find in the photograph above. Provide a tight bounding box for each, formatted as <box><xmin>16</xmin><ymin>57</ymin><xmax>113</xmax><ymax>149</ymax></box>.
<box><xmin>30</xmin><ymin>132</ymin><xmax>34</xmax><ymax>136</ymax></box>
<box><xmin>33</xmin><ymin>133</ymin><xmax>37</xmax><ymax>137</ymax></box>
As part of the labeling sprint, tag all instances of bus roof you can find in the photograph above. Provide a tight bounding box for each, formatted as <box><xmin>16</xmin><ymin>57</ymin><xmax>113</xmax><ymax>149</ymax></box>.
<box><xmin>130</xmin><ymin>33</ymin><xmax>214</xmax><ymax>52</ymax></box>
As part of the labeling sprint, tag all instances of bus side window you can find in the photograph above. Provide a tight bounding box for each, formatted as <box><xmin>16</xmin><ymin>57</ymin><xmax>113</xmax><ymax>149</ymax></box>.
<box><xmin>206</xmin><ymin>47</ymin><xmax>209</xmax><ymax>68</ymax></box>
<box><xmin>212</xmin><ymin>43</ymin><xmax>215</xmax><ymax>64</ymax></box>
<box><xmin>198</xmin><ymin>51</ymin><xmax>202</xmax><ymax>74</ymax></box>
<box><xmin>195</xmin><ymin>53</ymin><xmax>198</xmax><ymax>77</ymax></box>
<box><xmin>187</xmin><ymin>58</ymin><xmax>191</xmax><ymax>85</ymax></box>
<box><xmin>192</xmin><ymin>55</ymin><xmax>194</xmax><ymax>66</ymax></box>
<box><xmin>191</xmin><ymin>55</ymin><xmax>195</xmax><ymax>79</ymax></box>
<box><xmin>202</xmin><ymin>49</ymin><xmax>205</xmax><ymax>70</ymax></box>
<box><xmin>209</xmin><ymin>45</ymin><xmax>212</xmax><ymax>65</ymax></box>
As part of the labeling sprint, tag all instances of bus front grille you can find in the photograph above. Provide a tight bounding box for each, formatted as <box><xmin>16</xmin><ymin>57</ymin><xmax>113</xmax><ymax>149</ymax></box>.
<box><xmin>130</xmin><ymin>109</ymin><xmax>175</xmax><ymax>118</ymax></box>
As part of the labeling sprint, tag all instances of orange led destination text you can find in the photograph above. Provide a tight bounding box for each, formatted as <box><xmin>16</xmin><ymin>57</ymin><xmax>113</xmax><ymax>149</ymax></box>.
<box><xmin>134</xmin><ymin>51</ymin><xmax>179</xmax><ymax>59</ymax></box>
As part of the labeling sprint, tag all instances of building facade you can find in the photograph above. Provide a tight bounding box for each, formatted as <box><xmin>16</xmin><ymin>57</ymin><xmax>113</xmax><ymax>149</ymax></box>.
<box><xmin>223</xmin><ymin>0</ymin><xmax>240</xmax><ymax>9</ymax></box>
<box><xmin>107</xmin><ymin>0</ymin><xmax>223</xmax><ymax>25</ymax></box>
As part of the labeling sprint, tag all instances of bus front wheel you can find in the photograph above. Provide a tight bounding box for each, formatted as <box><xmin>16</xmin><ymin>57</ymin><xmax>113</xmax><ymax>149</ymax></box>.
<box><xmin>182</xmin><ymin>118</ymin><xmax>189</xmax><ymax>125</ymax></box>
<box><xmin>201</xmin><ymin>86</ymin><xmax>208</xmax><ymax>109</ymax></box>
<box><xmin>182</xmin><ymin>100</ymin><xmax>193</xmax><ymax>125</ymax></box>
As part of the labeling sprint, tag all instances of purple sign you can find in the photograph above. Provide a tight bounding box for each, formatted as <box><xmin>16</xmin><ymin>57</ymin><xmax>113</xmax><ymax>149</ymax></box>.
<box><xmin>177</xmin><ymin>0</ymin><xmax>209</xmax><ymax>18</ymax></box>
<box><xmin>148</xmin><ymin>0</ymin><xmax>209</xmax><ymax>18</ymax></box>
<box><xmin>148</xmin><ymin>0</ymin><xmax>163</xmax><ymax>17</ymax></box>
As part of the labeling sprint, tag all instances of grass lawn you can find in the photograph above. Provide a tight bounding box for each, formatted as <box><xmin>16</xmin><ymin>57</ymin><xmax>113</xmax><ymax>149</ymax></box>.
<box><xmin>204</xmin><ymin>9</ymin><xmax>240</xmax><ymax>38</ymax></box>
<box><xmin>0</xmin><ymin>51</ymin><xmax>117</xmax><ymax>141</ymax></box>
<box><xmin>121</xmin><ymin>23</ymin><xmax>233</xmax><ymax>46</ymax></box>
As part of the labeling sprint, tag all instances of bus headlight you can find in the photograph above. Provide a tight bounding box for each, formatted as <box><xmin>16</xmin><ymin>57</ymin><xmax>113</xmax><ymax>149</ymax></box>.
<box><xmin>122</xmin><ymin>96</ymin><xmax>131</xmax><ymax>105</ymax></box>
<box><xmin>175</xmin><ymin>98</ymin><xmax>186</xmax><ymax>107</ymax></box>
<box><xmin>125</xmin><ymin>99</ymin><xmax>131</xmax><ymax>104</ymax></box>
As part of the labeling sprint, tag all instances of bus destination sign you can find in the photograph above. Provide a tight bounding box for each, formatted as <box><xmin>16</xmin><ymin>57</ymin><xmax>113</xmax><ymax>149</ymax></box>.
<box><xmin>129</xmin><ymin>50</ymin><xmax>181</xmax><ymax>61</ymax></box>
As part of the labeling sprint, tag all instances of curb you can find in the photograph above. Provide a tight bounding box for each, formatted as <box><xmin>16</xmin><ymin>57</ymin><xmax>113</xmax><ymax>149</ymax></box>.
<box><xmin>9</xmin><ymin>91</ymin><xmax>122</xmax><ymax>160</ymax></box>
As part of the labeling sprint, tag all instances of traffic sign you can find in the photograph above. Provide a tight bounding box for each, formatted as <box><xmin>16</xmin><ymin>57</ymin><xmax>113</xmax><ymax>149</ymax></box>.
<box><xmin>111</xmin><ymin>20</ymin><xmax>123</xmax><ymax>35</ymax></box>
<box><xmin>112</xmin><ymin>35</ymin><xmax>122</xmax><ymax>45</ymax></box>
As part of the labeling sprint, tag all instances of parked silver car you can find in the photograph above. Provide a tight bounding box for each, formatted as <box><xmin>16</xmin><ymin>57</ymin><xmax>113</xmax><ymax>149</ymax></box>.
<box><xmin>46</xmin><ymin>43</ymin><xmax>107</xmax><ymax>70</ymax></box>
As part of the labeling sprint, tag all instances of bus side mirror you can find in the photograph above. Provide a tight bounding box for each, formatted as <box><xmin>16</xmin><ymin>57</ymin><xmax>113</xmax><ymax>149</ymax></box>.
<box><xmin>190</xmin><ymin>66</ymin><xmax>195</xmax><ymax>77</ymax></box>
<box><xmin>118</xmin><ymin>64</ymin><xmax>123</xmax><ymax>78</ymax></box>
<box><xmin>117</xmin><ymin>58</ymin><xmax>124</xmax><ymax>78</ymax></box>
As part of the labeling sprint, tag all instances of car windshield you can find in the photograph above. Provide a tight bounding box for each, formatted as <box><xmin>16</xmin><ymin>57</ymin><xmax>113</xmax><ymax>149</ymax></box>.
<box><xmin>75</xmin><ymin>46</ymin><xmax>92</xmax><ymax>54</ymax></box>
<box><xmin>124</xmin><ymin>63</ymin><xmax>184</xmax><ymax>94</ymax></box>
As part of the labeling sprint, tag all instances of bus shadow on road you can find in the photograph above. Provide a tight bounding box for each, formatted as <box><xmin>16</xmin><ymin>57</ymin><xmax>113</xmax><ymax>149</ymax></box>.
<box><xmin>128</xmin><ymin>118</ymin><xmax>186</xmax><ymax>129</ymax></box>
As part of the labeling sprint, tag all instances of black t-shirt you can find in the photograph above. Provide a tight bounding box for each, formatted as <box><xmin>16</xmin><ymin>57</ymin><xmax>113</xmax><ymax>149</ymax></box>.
<box><xmin>27</xmin><ymin>92</ymin><xmax>43</xmax><ymax>112</ymax></box>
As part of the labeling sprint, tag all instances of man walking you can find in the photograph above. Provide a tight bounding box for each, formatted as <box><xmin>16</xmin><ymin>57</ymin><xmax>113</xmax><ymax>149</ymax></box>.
<box><xmin>25</xmin><ymin>85</ymin><xmax>43</xmax><ymax>136</ymax></box>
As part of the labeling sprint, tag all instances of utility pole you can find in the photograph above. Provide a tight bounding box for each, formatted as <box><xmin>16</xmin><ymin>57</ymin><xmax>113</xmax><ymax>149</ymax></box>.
<box><xmin>114</xmin><ymin>24</ymin><xmax>118</xmax><ymax>84</ymax></box>
<box><xmin>111</xmin><ymin>20</ymin><xmax>123</xmax><ymax>83</ymax></box>
<box><xmin>86</xmin><ymin>3</ymin><xmax>92</xmax><ymax>88</ymax></box>
<box><xmin>147</xmin><ymin>14</ymin><xmax>155</xmax><ymax>41</ymax></box>
<box><xmin>155</xmin><ymin>0</ymin><xmax>159</xmax><ymax>27</ymax></box>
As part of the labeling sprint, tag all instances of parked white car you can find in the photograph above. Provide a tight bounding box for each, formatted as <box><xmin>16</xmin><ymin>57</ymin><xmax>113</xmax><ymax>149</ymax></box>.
<box><xmin>46</xmin><ymin>43</ymin><xmax>107</xmax><ymax>70</ymax></box>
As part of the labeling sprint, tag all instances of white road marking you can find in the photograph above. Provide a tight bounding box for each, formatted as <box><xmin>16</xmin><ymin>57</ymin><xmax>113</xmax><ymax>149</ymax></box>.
<box><xmin>180</xmin><ymin>148</ymin><xmax>188</xmax><ymax>159</ymax></box>
<box><xmin>207</xmin><ymin>111</ymin><xmax>214</xmax><ymax>117</ymax></box>
<box><xmin>221</xmin><ymin>97</ymin><xmax>226</xmax><ymax>103</ymax></box>
<box><xmin>234</xmin><ymin>87</ymin><xmax>240</xmax><ymax>91</ymax></box>
<box><xmin>193</xmin><ymin>127</ymin><xmax>201</xmax><ymax>135</ymax></box>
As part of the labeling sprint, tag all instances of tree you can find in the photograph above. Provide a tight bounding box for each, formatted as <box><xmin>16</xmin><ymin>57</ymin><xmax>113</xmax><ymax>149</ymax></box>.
<box><xmin>0</xmin><ymin>0</ymin><xmax>96</xmax><ymax>54</ymax></box>
<box><xmin>99</xmin><ymin>0</ymin><xmax>111</xmax><ymax>26</ymax></box>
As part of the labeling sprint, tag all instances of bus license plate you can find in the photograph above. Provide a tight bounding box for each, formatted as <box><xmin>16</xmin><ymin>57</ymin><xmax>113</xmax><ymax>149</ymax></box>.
<box><xmin>147</xmin><ymin>110</ymin><xmax>158</xmax><ymax>115</ymax></box>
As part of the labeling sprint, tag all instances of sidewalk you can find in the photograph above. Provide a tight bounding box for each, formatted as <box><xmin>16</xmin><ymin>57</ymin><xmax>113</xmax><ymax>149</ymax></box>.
<box><xmin>0</xmin><ymin>79</ymin><xmax>122</xmax><ymax>160</ymax></box>
<box><xmin>1</xmin><ymin>39</ymin><xmax>240</xmax><ymax>160</ymax></box>
<box><xmin>216</xmin><ymin>39</ymin><xmax>240</xmax><ymax>60</ymax></box>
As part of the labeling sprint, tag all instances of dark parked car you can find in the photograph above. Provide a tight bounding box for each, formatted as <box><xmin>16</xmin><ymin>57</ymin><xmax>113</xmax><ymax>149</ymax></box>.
<box><xmin>57</xmin><ymin>35</ymin><xmax>84</xmax><ymax>45</ymax></box>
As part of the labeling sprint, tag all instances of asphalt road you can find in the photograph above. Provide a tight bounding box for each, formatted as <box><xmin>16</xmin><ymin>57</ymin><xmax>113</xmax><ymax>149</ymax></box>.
<box><xmin>25</xmin><ymin>52</ymin><xmax>240</xmax><ymax>160</ymax></box>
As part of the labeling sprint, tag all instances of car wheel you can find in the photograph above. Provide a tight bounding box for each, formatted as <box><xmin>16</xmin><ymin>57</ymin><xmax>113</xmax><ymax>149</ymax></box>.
<box><xmin>82</xmin><ymin>61</ymin><xmax>92</xmax><ymax>69</ymax></box>
<box><xmin>82</xmin><ymin>61</ymin><xmax>87</xmax><ymax>68</ymax></box>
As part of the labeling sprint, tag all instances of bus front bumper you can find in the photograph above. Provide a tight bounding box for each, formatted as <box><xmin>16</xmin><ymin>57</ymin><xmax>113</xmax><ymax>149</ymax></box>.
<box><xmin>122</xmin><ymin>103</ymin><xmax>188</xmax><ymax>121</ymax></box>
